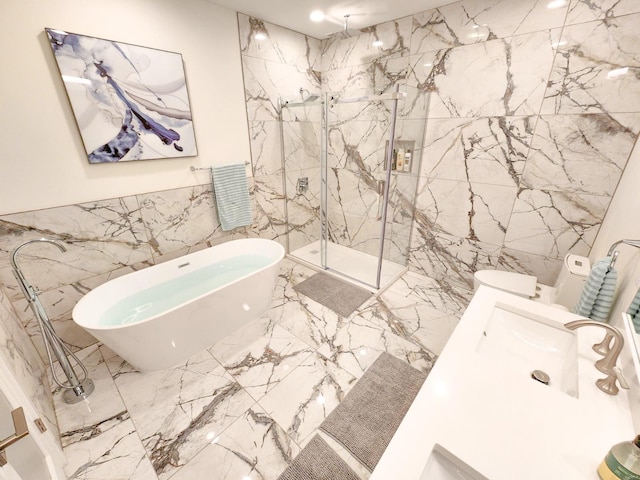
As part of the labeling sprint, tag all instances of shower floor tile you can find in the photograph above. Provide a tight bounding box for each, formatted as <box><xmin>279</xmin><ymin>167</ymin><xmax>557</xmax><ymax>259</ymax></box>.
<box><xmin>51</xmin><ymin>257</ymin><xmax>472</xmax><ymax>480</ymax></box>
<box><xmin>290</xmin><ymin>240</ymin><xmax>406</xmax><ymax>291</ymax></box>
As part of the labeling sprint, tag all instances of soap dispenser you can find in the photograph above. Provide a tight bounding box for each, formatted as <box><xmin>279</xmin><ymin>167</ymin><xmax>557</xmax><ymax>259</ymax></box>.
<box><xmin>598</xmin><ymin>435</ymin><xmax>640</xmax><ymax>479</ymax></box>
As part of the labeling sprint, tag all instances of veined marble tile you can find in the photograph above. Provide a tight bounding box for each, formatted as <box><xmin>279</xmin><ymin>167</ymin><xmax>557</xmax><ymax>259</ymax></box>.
<box><xmin>359</xmin><ymin>290</ymin><xmax>459</xmax><ymax>355</ymax></box>
<box><xmin>107</xmin><ymin>350</ymin><xmax>255</xmax><ymax>480</ymax></box>
<box><xmin>415</xmin><ymin>177</ymin><xmax>517</xmax><ymax>246</ymax></box>
<box><xmin>566</xmin><ymin>0</ymin><xmax>640</xmax><ymax>25</ymax></box>
<box><xmin>384</xmin><ymin>270</ymin><xmax>473</xmax><ymax>317</ymax></box>
<box><xmin>321</xmin><ymin>16</ymin><xmax>412</xmax><ymax>71</ymax></box>
<box><xmin>251</xmin><ymin>174</ymin><xmax>287</xmax><ymax>243</ymax></box>
<box><xmin>542</xmin><ymin>14</ymin><xmax>640</xmax><ymax>114</ymax></box>
<box><xmin>408</xmin><ymin>222</ymin><xmax>501</xmax><ymax>290</ymax></box>
<box><xmin>238</xmin><ymin>14</ymin><xmax>322</xmax><ymax>72</ymax></box>
<box><xmin>282</xmin><ymin>121</ymin><xmax>321</xmax><ymax>172</ymax></box>
<box><xmin>208</xmin><ymin>317</ymin><xmax>279</xmax><ymax>367</ymax></box>
<box><xmin>243</xmin><ymin>56</ymin><xmax>320</xmax><ymax>123</ymax></box>
<box><xmin>497</xmin><ymin>248</ymin><xmax>564</xmax><ymax>286</ymax></box>
<box><xmin>522</xmin><ymin>114</ymin><xmax>640</xmax><ymax>196</ymax></box>
<box><xmin>249</xmin><ymin>121</ymin><xmax>283</xmax><ymax>177</ymax></box>
<box><xmin>212</xmin><ymin>323</ymin><xmax>314</xmax><ymax>402</ymax></box>
<box><xmin>53</xmin><ymin>345</ymin><xmax>127</xmax><ymax>442</ymax></box>
<box><xmin>14</xmin><ymin>283</ymin><xmax>96</xmax><ymax>360</ymax></box>
<box><xmin>323</xmin><ymin>54</ymin><xmax>408</xmax><ymax>104</ymax></box>
<box><xmin>327</xmin><ymin>208</ymin><xmax>389</xmax><ymax>258</ymax></box>
<box><xmin>287</xmin><ymin>212</ymin><xmax>321</xmax><ymax>253</ymax></box>
<box><xmin>422</xmin><ymin>30</ymin><xmax>558</xmax><ymax>118</ymax></box>
<box><xmin>327</xmin><ymin>119</ymin><xmax>391</xmax><ymax>173</ymax></box>
<box><xmin>411</xmin><ymin>0</ymin><xmax>567</xmax><ymax>55</ymax></box>
<box><xmin>386</xmin><ymin>224</ymin><xmax>412</xmax><ymax>265</ymax></box>
<box><xmin>265</xmin><ymin>261</ymin><xmax>346</xmax><ymax>349</ymax></box>
<box><xmin>421</xmin><ymin>116</ymin><xmax>535</xmax><ymax>186</ymax></box>
<box><xmin>0</xmin><ymin>197</ymin><xmax>152</xmax><ymax>298</ymax></box>
<box><xmin>285</xmin><ymin>167</ymin><xmax>320</xmax><ymax>219</ymax></box>
<box><xmin>137</xmin><ymin>185</ymin><xmax>229</xmax><ymax>256</ymax></box>
<box><xmin>63</xmin><ymin>417</ymin><xmax>157</xmax><ymax>480</ymax></box>
<box><xmin>326</xmin><ymin>167</ymin><xmax>382</xmax><ymax>219</ymax></box>
<box><xmin>257</xmin><ymin>352</ymin><xmax>357</xmax><ymax>445</ymax></box>
<box><xmin>169</xmin><ymin>404</ymin><xmax>300</xmax><ymax>480</ymax></box>
<box><xmin>317</xmin><ymin>314</ymin><xmax>436</xmax><ymax>380</ymax></box>
<box><xmin>503</xmin><ymin>188</ymin><xmax>609</xmax><ymax>259</ymax></box>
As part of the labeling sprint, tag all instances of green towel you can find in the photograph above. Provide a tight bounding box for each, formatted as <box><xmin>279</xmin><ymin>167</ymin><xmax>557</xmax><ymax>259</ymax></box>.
<box><xmin>212</xmin><ymin>163</ymin><xmax>252</xmax><ymax>231</ymax></box>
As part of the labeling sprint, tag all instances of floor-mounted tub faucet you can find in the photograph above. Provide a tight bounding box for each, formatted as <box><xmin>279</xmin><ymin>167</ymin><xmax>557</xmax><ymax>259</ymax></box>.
<box><xmin>565</xmin><ymin>319</ymin><xmax>629</xmax><ymax>395</ymax></box>
<box><xmin>10</xmin><ymin>238</ymin><xmax>94</xmax><ymax>404</ymax></box>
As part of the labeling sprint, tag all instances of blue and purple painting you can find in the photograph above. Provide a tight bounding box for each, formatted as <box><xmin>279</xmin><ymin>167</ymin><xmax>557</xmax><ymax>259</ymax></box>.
<box><xmin>45</xmin><ymin>28</ymin><xmax>197</xmax><ymax>163</ymax></box>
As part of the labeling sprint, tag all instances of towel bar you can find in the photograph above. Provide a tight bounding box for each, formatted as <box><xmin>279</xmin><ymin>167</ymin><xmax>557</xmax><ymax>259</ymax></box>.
<box><xmin>607</xmin><ymin>239</ymin><xmax>640</xmax><ymax>268</ymax></box>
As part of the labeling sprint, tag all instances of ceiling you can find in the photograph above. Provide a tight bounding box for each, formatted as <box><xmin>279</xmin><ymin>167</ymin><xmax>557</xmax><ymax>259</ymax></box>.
<box><xmin>209</xmin><ymin>0</ymin><xmax>452</xmax><ymax>39</ymax></box>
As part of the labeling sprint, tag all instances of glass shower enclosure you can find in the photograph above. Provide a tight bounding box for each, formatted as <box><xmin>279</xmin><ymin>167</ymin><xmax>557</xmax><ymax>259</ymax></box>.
<box><xmin>280</xmin><ymin>86</ymin><xmax>427</xmax><ymax>290</ymax></box>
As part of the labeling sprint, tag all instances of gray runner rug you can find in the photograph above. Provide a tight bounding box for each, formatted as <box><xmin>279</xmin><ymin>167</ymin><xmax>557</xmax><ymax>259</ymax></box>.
<box><xmin>319</xmin><ymin>352</ymin><xmax>428</xmax><ymax>471</ymax></box>
<box><xmin>293</xmin><ymin>272</ymin><xmax>372</xmax><ymax>317</ymax></box>
<box><xmin>276</xmin><ymin>434</ymin><xmax>360</xmax><ymax>480</ymax></box>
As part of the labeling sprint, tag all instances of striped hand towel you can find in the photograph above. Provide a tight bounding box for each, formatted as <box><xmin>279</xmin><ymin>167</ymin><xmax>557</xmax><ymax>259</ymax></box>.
<box><xmin>627</xmin><ymin>289</ymin><xmax>640</xmax><ymax>333</ymax></box>
<box><xmin>212</xmin><ymin>163</ymin><xmax>252</xmax><ymax>231</ymax></box>
<box><xmin>573</xmin><ymin>256</ymin><xmax>617</xmax><ymax>322</ymax></box>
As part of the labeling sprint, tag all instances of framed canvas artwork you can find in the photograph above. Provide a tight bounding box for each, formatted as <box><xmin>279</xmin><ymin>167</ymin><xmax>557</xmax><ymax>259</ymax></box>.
<box><xmin>45</xmin><ymin>28</ymin><xmax>198</xmax><ymax>163</ymax></box>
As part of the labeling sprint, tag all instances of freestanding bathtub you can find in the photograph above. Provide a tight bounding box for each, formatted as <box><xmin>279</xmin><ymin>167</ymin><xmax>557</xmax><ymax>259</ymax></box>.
<box><xmin>72</xmin><ymin>238</ymin><xmax>285</xmax><ymax>371</ymax></box>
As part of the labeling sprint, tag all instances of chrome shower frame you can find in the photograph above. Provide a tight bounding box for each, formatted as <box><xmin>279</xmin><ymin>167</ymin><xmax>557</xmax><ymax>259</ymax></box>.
<box><xmin>10</xmin><ymin>238</ymin><xmax>94</xmax><ymax>404</ymax></box>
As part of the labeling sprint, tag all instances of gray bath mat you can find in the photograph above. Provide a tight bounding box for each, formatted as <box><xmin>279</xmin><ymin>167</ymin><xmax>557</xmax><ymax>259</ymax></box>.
<box><xmin>319</xmin><ymin>352</ymin><xmax>428</xmax><ymax>471</ymax></box>
<box><xmin>293</xmin><ymin>272</ymin><xmax>372</xmax><ymax>317</ymax></box>
<box><xmin>277</xmin><ymin>434</ymin><xmax>360</xmax><ymax>480</ymax></box>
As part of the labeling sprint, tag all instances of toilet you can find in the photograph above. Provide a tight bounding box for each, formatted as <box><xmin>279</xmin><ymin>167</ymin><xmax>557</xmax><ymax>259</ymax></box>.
<box><xmin>473</xmin><ymin>254</ymin><xmax>592</xmax><ymax>310</ymax></box>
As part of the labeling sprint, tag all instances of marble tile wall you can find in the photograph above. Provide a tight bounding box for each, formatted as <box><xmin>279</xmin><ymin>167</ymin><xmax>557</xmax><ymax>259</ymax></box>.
<box><xmin>407</xmin><ymin>0</ymin><xmax>640</xmax><ymax>289</ymax></box>
<box><xmin>238</xmin><ymin>14</ymin><xmax>323</xmax><ymax>252</ymax></box>
<box><xmin>0</xmin><ymin>183</ymin><xmax>260</xmax><ymax>361</ymax></box>
<box><xmin>241</xmin><ymin>1</ymin><xmax>640</xmax><ymax>290</ymax></box>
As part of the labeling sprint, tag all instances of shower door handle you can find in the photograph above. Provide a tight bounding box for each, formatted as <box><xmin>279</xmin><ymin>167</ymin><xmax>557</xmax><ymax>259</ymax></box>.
<box><xmin>376</xmin><ymin>180</ymin><xmax>385</xmax><ymax>221</ymax></box>
<box><xmin>0</xmin><ymin>407</ymin><xmax>29</xmax><ymax>467</ymax></box>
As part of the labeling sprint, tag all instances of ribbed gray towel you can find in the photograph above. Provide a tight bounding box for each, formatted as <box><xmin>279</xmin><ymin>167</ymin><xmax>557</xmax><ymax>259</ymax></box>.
<box><xmin>212</xmin><ymin>163</ymin><xmax>252</xmax><ymax>231</ymax></box>
<box><xmin>573</xmin><ymin>256</ymin><xmax>617</xmax><ymax>322</ymax></box>
<box><xmin>627</xmin><ymin>289</ymin><xmax>640</xmax><ymax>333</ymax></box>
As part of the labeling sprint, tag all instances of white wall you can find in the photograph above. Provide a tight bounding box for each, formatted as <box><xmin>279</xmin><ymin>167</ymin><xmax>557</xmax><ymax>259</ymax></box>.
<box><xmin>590</xmin><ymin>139</ymin><xmax>640</xmax><ymax>327</ymax></box>
<box><xmin>0</xmin><ymin>0</ymin><xmax>250</xmax><ymax>215</ymax></box>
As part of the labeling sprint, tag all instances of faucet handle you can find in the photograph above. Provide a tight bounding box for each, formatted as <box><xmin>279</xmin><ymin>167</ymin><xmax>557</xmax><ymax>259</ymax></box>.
<box><xmin>596</xmin><ymin>366</ymin><xmax>630</xmax><ymax>396</ymax></box>
<box><xmin>614</xmin><ymin>366</ymin><xmax>630</xmax><ymax>390</ymax></box>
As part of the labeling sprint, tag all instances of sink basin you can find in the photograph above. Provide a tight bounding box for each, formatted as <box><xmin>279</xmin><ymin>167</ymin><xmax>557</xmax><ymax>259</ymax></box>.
<box><xmin>476</xmin><ymin>303</ymin><xmax>579</xmax><ymax>397</ymax></box>
<box><xmin>420</xmin><ymin>444</ymin><xmax>490</xmax><ymax>480</ymax></box>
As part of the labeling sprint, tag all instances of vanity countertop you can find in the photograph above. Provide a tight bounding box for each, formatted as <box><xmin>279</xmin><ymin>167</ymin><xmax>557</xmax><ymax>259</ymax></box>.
<box><xmin>370</xmin><ymin>286</ymin><xmax>635</xmax><ymax>480</ymax></box>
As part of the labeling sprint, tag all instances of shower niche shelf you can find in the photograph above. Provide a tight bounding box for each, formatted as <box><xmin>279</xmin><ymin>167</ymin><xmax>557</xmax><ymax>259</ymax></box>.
<box><xmin>385</xmin><ymin>139</ymin><xmax>416</xmax><ymax>174</ymax></box>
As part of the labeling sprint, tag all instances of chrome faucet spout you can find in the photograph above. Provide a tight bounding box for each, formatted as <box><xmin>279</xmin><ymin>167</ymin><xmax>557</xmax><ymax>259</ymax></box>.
<box><xmin>565</xmin><ymin>319</ymin><xmax>628</xmax><ymax>395</ymax></box>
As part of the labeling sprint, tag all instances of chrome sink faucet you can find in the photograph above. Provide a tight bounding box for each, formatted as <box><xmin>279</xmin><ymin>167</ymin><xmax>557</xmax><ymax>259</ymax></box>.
<box><xmin>565</xmin><ymin>319</ymin><xmax>629</xmax><ymax>395</ymax></box>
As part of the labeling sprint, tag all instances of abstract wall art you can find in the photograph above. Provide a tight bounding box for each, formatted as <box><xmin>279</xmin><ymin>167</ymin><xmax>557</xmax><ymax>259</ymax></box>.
<box><xmin>45</xmin><ymin>28</ymin><xmax>198</xmax><ymax>163</ymax></box>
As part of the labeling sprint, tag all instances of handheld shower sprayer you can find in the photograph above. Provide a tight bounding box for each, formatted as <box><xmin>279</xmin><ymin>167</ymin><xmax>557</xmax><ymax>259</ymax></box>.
<box><xmin>10</xmin><ymin>238</ymin><xmax>94</xmax><ymax>404</ymax></box>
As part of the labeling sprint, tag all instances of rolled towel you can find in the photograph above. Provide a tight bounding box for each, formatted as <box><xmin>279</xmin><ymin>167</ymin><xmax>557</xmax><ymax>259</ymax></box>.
<box><xmin>573</xmin><ymin>256</ymin><xmax>617</xmax><ymax>322</ymax></box>
<box><xmin>627</xmin><ymin>289</ymin><xmax>640</xmax><ymax>333</ymax></box>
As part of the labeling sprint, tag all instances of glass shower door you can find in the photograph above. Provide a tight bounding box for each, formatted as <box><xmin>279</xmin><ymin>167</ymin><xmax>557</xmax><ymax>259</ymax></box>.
<box><xmin>321</xmin><ymin>88</ymin><xmax>405</xmax><ymax>289</ymax></box>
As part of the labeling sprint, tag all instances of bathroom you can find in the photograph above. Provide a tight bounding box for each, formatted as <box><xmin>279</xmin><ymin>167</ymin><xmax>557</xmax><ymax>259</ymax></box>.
<box><xmin>1</xmin><ymin>0</ymin><xmax>640</xmax><ymax>478</ymax></box>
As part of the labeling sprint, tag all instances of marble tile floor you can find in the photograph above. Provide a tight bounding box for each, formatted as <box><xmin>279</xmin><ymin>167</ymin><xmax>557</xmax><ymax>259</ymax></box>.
<box><xmin>51</xmin><ymin>258</ymin><xmax>473</xmax><ymax>480</ymax></box>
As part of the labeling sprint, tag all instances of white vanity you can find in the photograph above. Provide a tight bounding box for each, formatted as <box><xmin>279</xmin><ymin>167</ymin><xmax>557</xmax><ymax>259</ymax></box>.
<box><xmin>370</xmin><ymin>286</ymin><xmax>636</xmax><ymax>480</ymax></box>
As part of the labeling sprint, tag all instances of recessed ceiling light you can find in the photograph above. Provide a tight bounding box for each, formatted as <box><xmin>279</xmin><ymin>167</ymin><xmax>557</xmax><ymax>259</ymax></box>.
<box><xmin>608</xmin><ymin>67</ymin><xmax>629</xmax><ymax>79</ymax></box>
<box><xmin>254</xmin><ymin>32</ymin><xmax>267</xmax><ymax>41</ymax></box>
<box><xmin>310</xmin><ymin>10</ymin><xmax>325</xmax><ymax>22</ymax></box>
<box><xmin>547</xmin><ymin>0</ymin><xmax>567</xmax><ymax>9</ymax></box>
